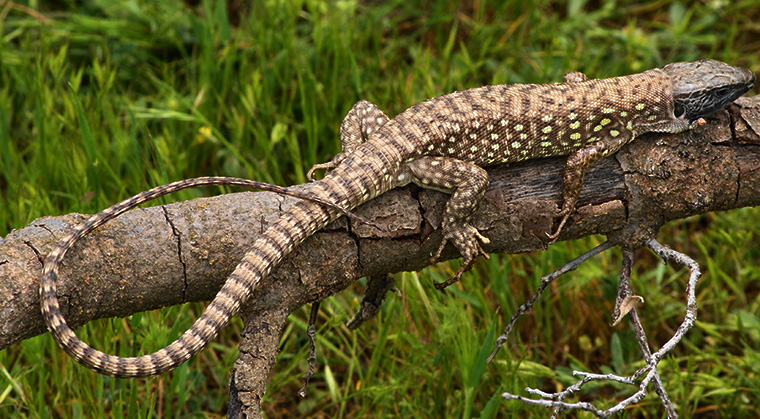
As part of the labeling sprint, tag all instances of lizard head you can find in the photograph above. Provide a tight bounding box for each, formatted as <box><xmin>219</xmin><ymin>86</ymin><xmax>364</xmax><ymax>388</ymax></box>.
<box><xmin>662</xmin><ymin>59</ymin><xmax>755</xmax><ymax>124</ymax></box>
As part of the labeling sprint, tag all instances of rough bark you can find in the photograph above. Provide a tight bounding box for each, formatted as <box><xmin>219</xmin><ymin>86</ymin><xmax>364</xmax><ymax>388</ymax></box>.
<box><xmin>1</xmin><ymin>98</ymin><xmax>759</xmax><ymax>417</ymax></box>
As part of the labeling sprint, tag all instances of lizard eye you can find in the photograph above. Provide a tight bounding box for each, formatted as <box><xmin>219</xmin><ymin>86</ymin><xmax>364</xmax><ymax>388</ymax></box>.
<box><xmin>674</xmin><ymin>103</ymin><xmax>685</xmax><ymax>118</ymax></box>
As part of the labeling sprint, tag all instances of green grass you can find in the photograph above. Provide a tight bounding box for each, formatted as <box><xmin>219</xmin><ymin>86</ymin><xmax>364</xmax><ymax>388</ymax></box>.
<box><xmin>2</xmin><ymin>0</ymin><xmax>760</xmax><ymax>417</ymax></box>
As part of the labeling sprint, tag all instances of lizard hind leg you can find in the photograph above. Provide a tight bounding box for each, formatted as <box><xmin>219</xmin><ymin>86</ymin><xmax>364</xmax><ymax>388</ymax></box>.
<box><xmin>308</xmin><ymin>100</ymin><xmax>390</xmax><ymax>180</ymax></box>
<box><xmin>404</xmin><ymin>157</ymin><xmax>491</xmax><ymax>290</ymax></box>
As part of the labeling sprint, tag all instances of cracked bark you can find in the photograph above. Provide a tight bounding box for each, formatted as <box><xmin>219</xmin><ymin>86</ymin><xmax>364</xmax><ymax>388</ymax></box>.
<box><xmin>161</xmin><ymin>206</ymin><xmax>190</xmax><ymax>299</ymax></box>
<box><xmin>1</xmin><ymin>98</ymin><xmax>759</xmax><ymax>417</ymax></box>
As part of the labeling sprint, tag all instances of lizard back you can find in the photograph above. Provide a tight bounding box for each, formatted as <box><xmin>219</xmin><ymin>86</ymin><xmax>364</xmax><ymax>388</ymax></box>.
<box><xmin>377</xmin><ymin>68</ymin><xmax>677</xmax><ymax>166</ymax></box>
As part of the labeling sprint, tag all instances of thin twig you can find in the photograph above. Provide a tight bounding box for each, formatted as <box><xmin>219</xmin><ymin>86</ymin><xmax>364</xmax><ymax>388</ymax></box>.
<box><xmin>299</xmin><ymin>301</ymin><xmax>321</xmax><ymax>397</ymax></box>
<box><xmin>622</xmin><ymin>247</ymin><xmax>677</xmax><ymax>418</ymax></box>
<box><xmin>487</xmin><ymin>241</ymin><xmax>614</xmax><ymax>363</ymax></box>
<box><xmin>502</xmin><ymin>238</ymin><xmax>701</xmax><ymax>417</ymax></box>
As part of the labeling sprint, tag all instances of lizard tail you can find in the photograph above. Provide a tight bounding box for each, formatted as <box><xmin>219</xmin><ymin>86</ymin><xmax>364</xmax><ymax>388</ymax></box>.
<box><xmin>40</xmin><ymin>177</ymin><xmax>346</xmax><ymax>377</ymax></box>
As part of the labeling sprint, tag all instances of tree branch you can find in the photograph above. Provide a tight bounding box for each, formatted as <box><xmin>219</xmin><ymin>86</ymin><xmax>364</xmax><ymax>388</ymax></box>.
<box><xmin>1</xmin><ymin>98</ymin><xmax>758</xmax><ymax>416</ymax></box>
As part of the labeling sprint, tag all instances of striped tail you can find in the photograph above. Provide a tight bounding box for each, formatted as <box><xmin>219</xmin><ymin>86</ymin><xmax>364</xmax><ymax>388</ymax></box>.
<box><xmin>40</xmin><ymin>167</ymin><xmax>386</xmax><ymax>377</ymax></box>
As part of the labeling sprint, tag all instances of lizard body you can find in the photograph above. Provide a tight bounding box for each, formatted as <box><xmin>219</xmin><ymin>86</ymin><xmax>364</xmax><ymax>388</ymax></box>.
<box><xmin>41</xmin><ymin>60</ymin><xmax>754</xmax><ymax>377</ymax></box>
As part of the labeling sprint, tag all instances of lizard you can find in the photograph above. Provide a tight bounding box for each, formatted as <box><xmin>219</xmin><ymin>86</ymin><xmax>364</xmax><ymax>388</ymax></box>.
<box><xmin>40</xmin><ymin>59</ymin><xmax>755</xmax><ymax>378</ymax></box>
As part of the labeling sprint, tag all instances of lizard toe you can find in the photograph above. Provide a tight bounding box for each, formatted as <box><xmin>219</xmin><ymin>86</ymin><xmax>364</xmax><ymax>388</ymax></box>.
<box><xmin>547</xmin><ymin>212</ymin><xmax>572</xmax><ymax>241</ymax></box>
<box><xmin>307</xmin><ymin>162</ymin><xmax>336</xmax><ymax>182</ymax></box>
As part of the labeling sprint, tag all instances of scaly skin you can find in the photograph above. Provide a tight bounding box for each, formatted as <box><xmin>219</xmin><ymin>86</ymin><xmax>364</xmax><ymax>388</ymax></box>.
<box><xmin>41</xmin><ymin>60</ymin><xmax>754</xmax><ymax>377</ymax></box>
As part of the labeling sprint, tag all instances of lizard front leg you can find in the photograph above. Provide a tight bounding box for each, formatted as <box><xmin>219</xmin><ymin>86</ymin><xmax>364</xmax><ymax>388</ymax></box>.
<box><xmin>403</xmin><ymin>156</ymin><xmax>490</xmax><ymax>289</ymax></box>
<box><xmin>549</xmin><ymin>129</ymin><xmax>634</xmax><ymax>239</ymax></box>
<box><xmin>308</xmin><ymin>100</ymin><xmax>390</xmax><ymax>180</ymax></box>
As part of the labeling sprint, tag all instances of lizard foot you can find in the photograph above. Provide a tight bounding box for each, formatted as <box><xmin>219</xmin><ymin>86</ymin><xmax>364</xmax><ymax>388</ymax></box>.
<box><xmin>433</xmin><ymin>223</ymin><xmax>490</xmax><ymax>290</ymax></box>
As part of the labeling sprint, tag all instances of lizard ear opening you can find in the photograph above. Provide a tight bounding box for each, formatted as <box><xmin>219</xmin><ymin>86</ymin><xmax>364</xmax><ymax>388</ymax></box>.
<box><xmin>673</xmin><ymin>103</ymin><xmax>685</xmax><ymax>118</ymax></box>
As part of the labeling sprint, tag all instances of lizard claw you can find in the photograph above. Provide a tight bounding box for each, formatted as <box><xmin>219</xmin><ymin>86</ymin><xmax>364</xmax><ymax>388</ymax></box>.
<box><xmin>433</xmin><ymin>224</ymin><xmax>490</xmax><ymax>290</ymax></box>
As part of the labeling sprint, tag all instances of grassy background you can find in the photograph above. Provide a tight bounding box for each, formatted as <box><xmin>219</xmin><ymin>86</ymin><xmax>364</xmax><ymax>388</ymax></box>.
<box><xmin>1</xmin><ymin>0</ymin><xmax>759</xmax><ymax>417</ymax></box>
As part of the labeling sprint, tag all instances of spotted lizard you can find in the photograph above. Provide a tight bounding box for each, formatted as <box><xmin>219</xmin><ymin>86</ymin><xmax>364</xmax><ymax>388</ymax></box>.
<box><xmin>41</xmin><ymin>59</ymin><xmax>755</xmax><ymax>377</ymax></box>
